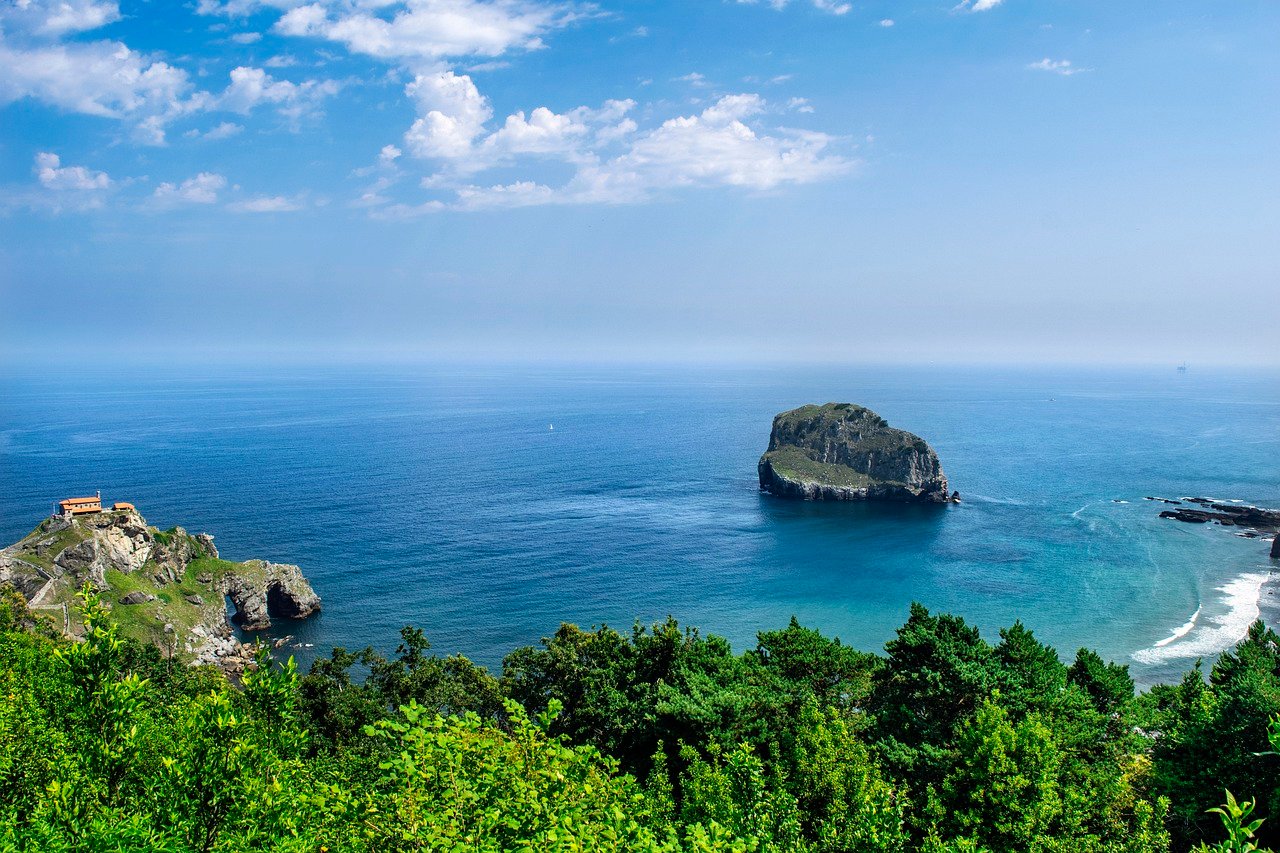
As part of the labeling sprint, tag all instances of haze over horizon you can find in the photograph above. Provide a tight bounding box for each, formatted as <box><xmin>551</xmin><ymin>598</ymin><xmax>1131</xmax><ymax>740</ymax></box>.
<box><xmin>2</xmin><ymin>0</ymin><xmax>1277</xmax><ymax>367</ymax></box>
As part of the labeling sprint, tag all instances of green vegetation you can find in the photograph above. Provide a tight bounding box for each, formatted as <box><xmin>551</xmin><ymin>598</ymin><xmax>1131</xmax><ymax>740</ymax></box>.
<box><xmin>774</xmin><ymin>403</ymin><xmax>888</xmax><ymax>432</ymax></box>
<box><xmin>0</xmin><ymin>588</ymin><xmax>1277</xmax><ymax>852</ymax></box>
<box><xmin>762</xmin><ymin>447</ymin><xmax>878</xmax><ymax>488</ymax></box>
<box><xmin>9</xmin><ymin>521</ymin><xmax>88</xmax><ymax>573</ymax></box>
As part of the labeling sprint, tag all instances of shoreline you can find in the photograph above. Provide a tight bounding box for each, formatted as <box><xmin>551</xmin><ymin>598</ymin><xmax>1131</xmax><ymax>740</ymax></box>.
<box><xmin>1260</xmin><ymin>546</ymin><xmax>1280</xmax><ymax>628</ymax></box>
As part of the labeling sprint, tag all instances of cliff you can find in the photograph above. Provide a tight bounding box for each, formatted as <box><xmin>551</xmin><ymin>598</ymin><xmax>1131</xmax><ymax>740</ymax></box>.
<box><xmin>758</xmin><ymin>403</ymin><xmax>953</xmax><ymax>504</ymax></box>
<box><xmin>0</xmin><ymin>505</ymin><xmax>320</xmax><ymax>670</ymax></box>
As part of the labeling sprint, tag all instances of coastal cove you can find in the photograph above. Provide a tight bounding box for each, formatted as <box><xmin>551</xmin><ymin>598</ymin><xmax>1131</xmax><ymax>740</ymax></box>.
<box><xmin>1</xmin><ymin>364</ymin><xmax>1276</xmax><ymax>686</ymax></box>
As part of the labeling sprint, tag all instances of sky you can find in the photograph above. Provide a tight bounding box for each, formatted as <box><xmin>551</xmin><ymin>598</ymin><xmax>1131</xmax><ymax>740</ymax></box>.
<box><xmin>1</xmin><ymin>0</ymin><xmax>1277</xmax><ymax>366</ymax></box>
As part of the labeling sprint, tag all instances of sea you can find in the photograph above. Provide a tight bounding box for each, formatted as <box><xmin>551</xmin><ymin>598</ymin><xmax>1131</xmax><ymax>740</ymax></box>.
<box><xmin>2</xmin><ymin>364</ymin><xmax>1277</xmax><ymax>687</ymax></box>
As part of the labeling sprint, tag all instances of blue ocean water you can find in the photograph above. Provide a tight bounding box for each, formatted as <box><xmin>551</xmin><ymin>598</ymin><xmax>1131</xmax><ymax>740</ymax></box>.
<box><xmin>2</xmin><ymin>364</ymin><xmax>1277</xmax><ymax>685</ymax></box>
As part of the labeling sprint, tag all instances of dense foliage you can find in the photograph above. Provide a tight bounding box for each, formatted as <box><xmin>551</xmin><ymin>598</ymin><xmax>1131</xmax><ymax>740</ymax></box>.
<box><xmin>0</xmin><ymin>584</ymin><xmax>1277</xmax><ymax>852</ymax></box>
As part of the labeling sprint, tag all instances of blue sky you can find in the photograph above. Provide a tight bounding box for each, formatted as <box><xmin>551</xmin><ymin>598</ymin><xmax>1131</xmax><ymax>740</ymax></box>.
<box><xmin>1</xmin><ymin>0</ymin><xmax>1277</xmax><ymax>365</ymax></box>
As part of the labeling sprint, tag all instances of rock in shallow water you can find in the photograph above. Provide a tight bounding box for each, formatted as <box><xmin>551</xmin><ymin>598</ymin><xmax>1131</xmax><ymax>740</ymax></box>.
<box><xmin>758</xmin><ymin>402</ymin><xmax>950</xmax><ymax>504</ymax></box>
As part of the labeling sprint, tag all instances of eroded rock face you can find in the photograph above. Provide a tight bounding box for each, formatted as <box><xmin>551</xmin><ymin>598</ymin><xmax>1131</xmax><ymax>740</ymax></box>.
<box><xmin>758</xmin><ymin>403</ymin><xmax>951</xmax><ymax>504</ymax></box>
<box><xmin>0</xmin><ymin>555</ymin><xmax>48</xmax><ymax>600</ymax></box>
<box><xmin>1</xmin><ymin>507</ymin><xmax>320</xmax><ymax>673</ymax></box>
<box><xmin>47</xmin><ymin>510</ymin><xmax>156</xmax><ymax>587</ymax></box>
<box><xmin>224</xmin><ymin>561</ymin><xmax>322</xmax><ymax>631</ymax></box>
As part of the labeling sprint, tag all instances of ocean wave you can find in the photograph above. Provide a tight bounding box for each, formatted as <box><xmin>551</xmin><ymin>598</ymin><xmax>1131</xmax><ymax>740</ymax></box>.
<box><xmin>960</xmin><ymin>494</ymin><xmax>1032</xmax><ymax>506</ymax></box>
<box><xmin>1132</xmin><ymin>573</ymin><xmax>1268</xmax><ymax>664</ymax></box>
<box><xmin>1152</xmin><ymin>605</ymin><xmax>1201</xmax><ymax>648</ymax></box>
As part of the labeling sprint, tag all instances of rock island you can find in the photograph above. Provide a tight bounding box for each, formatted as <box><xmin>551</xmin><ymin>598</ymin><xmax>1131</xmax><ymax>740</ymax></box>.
<box><xmin>0</xmin><ymin>494</ymin><xmax>320</xmax><ymax>672</ymax></box>
<box><xmin>758</xmin><ymin>403</ymin><xmax>955</xmax><ymax>504</ymax></box>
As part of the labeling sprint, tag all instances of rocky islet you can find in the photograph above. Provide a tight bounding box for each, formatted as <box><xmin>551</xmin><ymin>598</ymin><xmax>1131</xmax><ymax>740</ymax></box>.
<box><xmin>758</xmin><ymin>402</ymin><xmax>955</xmax><ymax>504</ymax></box>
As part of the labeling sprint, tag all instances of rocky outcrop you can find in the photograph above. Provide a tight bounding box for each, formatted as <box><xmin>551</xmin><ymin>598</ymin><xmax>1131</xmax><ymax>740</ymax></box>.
<box><xmin>758</xmin><ymin>403</ymin><xmax>952</xmax><ymax>504</ymax></box>
<box><xmin>224</xmin><ymin>561</ymin><xmax>322</xmax><ymax>631</ymax></box>
<box><xmin>1158</xmin><ymin>502</ymin><xmax>1280</xmax><ymax>530</ymax></box>
<box><xmin>0</xmin><ymin>505</ymin><xmax>320</xmax><ymax>672</ymax></box>
<box><xmin>1156</xmin><ymin>498</ymin><xmax>1280</xmax><ymax>560</ymax></box>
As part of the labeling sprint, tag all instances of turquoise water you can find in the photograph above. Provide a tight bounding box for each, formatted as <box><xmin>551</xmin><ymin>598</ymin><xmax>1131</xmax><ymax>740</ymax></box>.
<box><xmin>2</xmin><ymin>364</ymin><xmax>1277</xmax><ymax>685</ymax></box>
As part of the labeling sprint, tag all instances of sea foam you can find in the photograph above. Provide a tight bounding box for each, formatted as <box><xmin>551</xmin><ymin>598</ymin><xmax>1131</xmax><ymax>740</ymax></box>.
<box><xmin>1132</xmin><ymin>573</ymin><xmax>1268</xmax><ymax>664</ymax></box>
<box><xmin>1152</xmin><ymin>606</ymin><xmax>1200</xmax><ymax>648</ymax></box>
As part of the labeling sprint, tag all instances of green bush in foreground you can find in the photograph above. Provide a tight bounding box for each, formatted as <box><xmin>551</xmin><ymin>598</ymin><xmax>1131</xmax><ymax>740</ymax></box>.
<box><xmin>0</xmin><ymin>584</ymin><xmax>1276</xmax><ymax>852</ymax></box>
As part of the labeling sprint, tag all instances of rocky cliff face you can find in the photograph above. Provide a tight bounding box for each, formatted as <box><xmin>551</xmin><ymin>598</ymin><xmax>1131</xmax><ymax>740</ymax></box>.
<box><xmin>224</xmin><ymin>561</ymin><xmax>322</xmax><ymax>631</ymax></box>
<box><xmin>758</xmin><ymin>403</ymin><xmax>952</xmax><ymax>504</ymax></box>
<box><xmin>0</xmin><ymin>506</ymin><xmax>320</xmax><ymax>670</ymax></box>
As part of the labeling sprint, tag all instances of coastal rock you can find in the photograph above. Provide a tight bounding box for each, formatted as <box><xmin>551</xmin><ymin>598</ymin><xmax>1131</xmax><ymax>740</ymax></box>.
<box><xmin>758</xmin><ymin>403</ymin><xmax>950</xmax><ymax>504</ymax></box>
<box><xmin>195</xmin><ymin>534</ymin><xmax>218</xmax><ymax>560</ymax></box>
<box><xmin>224</xmin><ymin>561</ymin><xmax>322</xmax><ymax>631</ymax></box>
<box><xmin>1156</xmin><ymin>500</ymin><xmax>1280</xmax><ymax>560</ymax></box>
<box><xmin>0</xmin><ymin>505</ymin><xmax>321</xmax><ymax>674</ymax></box>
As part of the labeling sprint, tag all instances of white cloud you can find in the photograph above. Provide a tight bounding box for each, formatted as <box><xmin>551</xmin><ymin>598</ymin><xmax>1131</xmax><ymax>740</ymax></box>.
<box><xmin>0</xmin><ymin>40</ymin><xmax>206</xmax><ymax>143</ymax></box>
<box><xmin>954</xmin><ymin>0</ymin><xmax>1002</xmax><ymax>11</ymax></box>
<box><xmin>400</xmin><ymin>92</ymin><xmax>851</xmax><ymax>211</ymax></box>
<box><xmin>34</xmin><ymin>151</ymin><xmax>111</xmax><ymax>190</ymax></box>
<box><xmin>218</xmin><ymin>65</ymin><xmax>339</xmax><ymax>121</ymax></box>
<box><xmin>402</xmin><ymin>70</ymin><xmax>493</xmax><ymax>158</ymax></box>
<box><xmin>0</xmin><ymin>0</ymin><xmax>121</xmax><ymax>36</ymax></box>
<box><xmin>402</xmin><ymin>75</ymin><xmax>640</xmax><ymax>173</ymax></box>
<box><xmin>196</xmin><ymin>120</ymin><xmax>245</xmax><ymax>139</ymax></box>
<box><xmin>380</xmin><ymin>144</ymin><xmax>403</xmax><ymax>164</ymax></box>
<box><xmin>0</xmin><ymin>4</ymin><xmax>342</xmax><ymax>144</ymax></box>
<box><xmin>153</xmin><ymin>172</ymin><xmax>227</xmax><ymax>204</ymax></box>
<box><xmin>195</xmin><ymin>0</ymin><xmax>308</xmax><ymax>16</ymax></box>
<box><xmin>227</xmin><ymin>194</ymin><xmax>304</xmax><ymax>212</ymax></box>
<box><xmin>736</xmin><ymin>0</ymin><xmax>850</xmax><ymax>15</ymax></box>
<box><xmin>485</xmin><ymin>106</ymin><xmax>589</xmax><ymax>156</ymax></box>
<box><xmin>273</xmin><ymin>0</ymin><xmax>579</xmax><ymax>63</ymax></box>
<box><xmin>230</xmin><ymin>31</ymin><xmax>263</xmax><ymax>44</ymax></box>
<box><xmin>675</xmin><ymin>72</ymin><xmax>707</xmax><ymax>87</ymax></box>
<box><xmin>0</xmin><ymin>3</ymin><xmax>211</xmax><ymax>144</ymax></box>
<box><xmin>594</xmin><ymin>94</ymin><xmax>845</xmax><ymax>194</ymax></box>
<box><xmin>879</xmin><ymin>18</ymin><xmax>894</xmax><ymax>27</ymax></box>
<box><xmin>787</xmin><ymin>97</ymin><xmax>815</xmax><ymax>114</ymax></box>
<box><xmin>1027</xmin><ymin>57</ymin><xmax>1087</xmax><ymax>76</ymax></box>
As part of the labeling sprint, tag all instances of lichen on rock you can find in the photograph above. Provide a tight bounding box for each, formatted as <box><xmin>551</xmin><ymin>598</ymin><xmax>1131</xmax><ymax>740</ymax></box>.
<box><xmin>758</xmin><ymin>402</ymin><xmax>952</xmax><ymax>504</ymax></box>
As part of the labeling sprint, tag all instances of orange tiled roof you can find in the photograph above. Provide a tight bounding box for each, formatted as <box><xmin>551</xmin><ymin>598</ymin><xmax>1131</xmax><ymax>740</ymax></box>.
<box><xmin>60</xmin><ymin>496</ymin><xmax>101</xmax><ymax>506</ymax></box>
<box><xmin>113</xmin><ymin>502</ymin><xmax>135</xmax><ymax>510</ymax></box>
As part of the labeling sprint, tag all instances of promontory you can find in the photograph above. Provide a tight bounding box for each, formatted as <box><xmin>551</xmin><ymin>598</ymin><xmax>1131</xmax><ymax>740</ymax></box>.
<box><xmin>758</xmin><ymin>403</ymin><xmax>954</xmax><ymax>504</ymax></box>
<box><xmin>0</xmin><ymin>499</ymin><xmax>320</xmax><ymax>671</ymax></box>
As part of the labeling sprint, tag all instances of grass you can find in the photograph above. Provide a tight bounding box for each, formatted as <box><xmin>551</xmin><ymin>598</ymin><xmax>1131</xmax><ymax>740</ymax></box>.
<box><xmin>11</xmin><ymin>524</ymin><xmax>89</xmax><ymax>573</ymax></box>
<box><xmin>774</xmin><ymin>402</ymin><xmax>888</xmax><ymax>431</ymax></box>
<box><xmin>770</xmin><ymin>402</ymin><xmax>934</xmax><ymax>465</ymax></box>
<box><xmin>761</xmin><ymin>447</ymin><xmax>877</xmax><ymax>489</ymax></box>
<box><xmin>186</xmin><ymin>556</ymin><xmax>256</xmax><ymax>584</ymax></box>
<box><xmin>102</xmin><ymin>565</ymin><xmax>230</xmax><ymax>655</ymax></box>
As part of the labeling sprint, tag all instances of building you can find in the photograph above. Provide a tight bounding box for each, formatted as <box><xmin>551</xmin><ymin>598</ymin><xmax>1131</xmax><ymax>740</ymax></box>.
<box><xmin>112</xmin><ymin>502</ymin><xmax>136</xmax><ymax>512</ymax></box>
<box><xmin>58</xmin><ymin>492</ymin><xmax>102</xmax><ymax>515</ymax></box>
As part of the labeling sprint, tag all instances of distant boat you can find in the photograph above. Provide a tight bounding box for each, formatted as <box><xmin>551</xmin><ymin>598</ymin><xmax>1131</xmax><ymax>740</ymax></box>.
<box><xmin>549</xmin><ymin>424</ymin><xmax>554</xmax><ymax>431</ymax></box>
<box><xmin>1177</xmin><ymin>362</ymin><xmax>1189</xmax><ymax>374</ymax></box>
